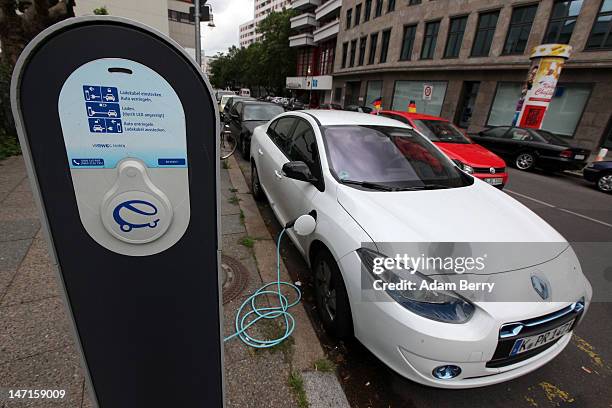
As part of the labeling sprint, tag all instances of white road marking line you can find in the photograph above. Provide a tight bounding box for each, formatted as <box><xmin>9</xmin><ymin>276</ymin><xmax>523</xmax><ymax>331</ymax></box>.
<box><xmin>505</xmin><ymin>189</ymin><xmax>612</xmax><ymax>228</ymax></box>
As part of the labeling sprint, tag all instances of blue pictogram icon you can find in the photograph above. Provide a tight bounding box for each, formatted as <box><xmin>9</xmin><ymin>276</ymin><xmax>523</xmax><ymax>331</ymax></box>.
<box><xmin>86</xmin><ymin>102</ymin><xmax>121</xmax><ymax>119</ymax></box>
<box><xmin>88</xmin><ymin>118</ymin><xmax>106</xmax><ymax>133</ymax></box>
<box><xmin>113</xmin><ymin>200</ymin><xmax>160</xmax><ymax>232</ymax></box>
<box><xmin>83</xmin><ymin>85</ymin><xmax>102</xmax><ymax>101</ymax></box>
<box><xmin>105</xmin><ymin>119</ymin><xmax>123</xmax><ymax>133</ymax></box>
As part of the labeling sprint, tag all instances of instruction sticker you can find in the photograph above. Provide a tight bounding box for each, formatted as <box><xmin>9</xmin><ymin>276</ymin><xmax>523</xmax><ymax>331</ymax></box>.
<box><xmin>58</xmin><ymin>59</ymin><xmax>188</xmax><ymax>169</ymax></box>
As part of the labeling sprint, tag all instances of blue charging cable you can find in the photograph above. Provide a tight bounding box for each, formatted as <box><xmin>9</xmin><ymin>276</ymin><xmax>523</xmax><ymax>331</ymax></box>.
<box><xmin>224</xmin><ymin>228</ymin><xmax>302</xmax><ymax>348</ymax></box>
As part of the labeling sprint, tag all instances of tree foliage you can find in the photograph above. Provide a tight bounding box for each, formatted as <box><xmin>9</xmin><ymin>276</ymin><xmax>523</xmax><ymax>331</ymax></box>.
<box><xmin>0</xmin><ymin>0</ymin><xmax>75</xmax><ymax>147</ymax></box>
<box><xmin>210</xmin><ymin>9</ymin><xmax>296</xmax><ymax>96</ymax></box>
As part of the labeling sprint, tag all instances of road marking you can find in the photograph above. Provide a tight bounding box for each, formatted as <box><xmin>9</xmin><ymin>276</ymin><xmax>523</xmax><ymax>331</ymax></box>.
<box><xmin>506</xmin><ymin>189</ymin><xmax>612</xmax><ymax>228</ymax></box>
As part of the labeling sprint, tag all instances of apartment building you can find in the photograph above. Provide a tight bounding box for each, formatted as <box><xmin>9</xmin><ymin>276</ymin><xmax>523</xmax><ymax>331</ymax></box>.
<box><xmin>286</xmin><ymin>0</ymin><xmax>342</xmax><ymax>104</ymax></box>
<box><xmin>240</xmin><ymin>0</ymin><xmax>292</xmax><ymax>47</ymax></box>
<box><xmin>333</xmin><ymin>0</ymin><xmax>612</xmax><ymax>152</ymax></box>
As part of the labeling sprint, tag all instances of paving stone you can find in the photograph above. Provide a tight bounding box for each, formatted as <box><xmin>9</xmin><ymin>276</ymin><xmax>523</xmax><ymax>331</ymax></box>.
<box><xmin>0</xmin><ymin>206</ymin><xmax>39</xmax><ymax>221</ymax></box>
<box><xmin>221</xmin><ymin>214</ymin><xmax>246</xmax><ymax>235</ymax></box>
<box><xmin>2</xmin><ymin>238</ymin><xmax>60</xmax><ymax>307</ymax></box>
<box><xmin>303</xmin><ymin>371</ymin><xmax>351</xmax><ymax>408</ymax></box>
<box><xmin>0</xmin><ymin>239</ymin><xmax>32</xmax><ymax>300</ymax></box>
<box><xmin>2</xmin><ymin>191</ymin><xmax>36</xmax><ymax>209</ymax></box>
<box><xmin>0</xmin><ymin>297</ymin><xmax>73</xmax><ymax>365</ymax></box>
<box><xmin>0</xmin><ymin>344</ymin><xmax>85</xmax><ymax>408</ymax></box>
<box><xmin>221</xmin><ymin>233</ymin><xmax>252</xmax><ymax>261</ymax></box>
<box><xmin>0</xmin><ymin>173</ymin><xmax>24</xmax><ymax>194</ymax></box>
<box><xmin>0</xmin><ymin>219</ymin><xmax>40</xmax><ymax>242</ymax></box>
<box><xmin>14</xmin><ymin>177</ymin><xmax>32</xmax><ymax>192</ymax></box>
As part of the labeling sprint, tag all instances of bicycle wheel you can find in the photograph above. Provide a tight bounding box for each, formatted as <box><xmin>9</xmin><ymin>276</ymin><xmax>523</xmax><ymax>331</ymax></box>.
<box><xmin>220</xmin><ymin>130</ymin><xmax>237</xmax><ymax>160</ymax></box>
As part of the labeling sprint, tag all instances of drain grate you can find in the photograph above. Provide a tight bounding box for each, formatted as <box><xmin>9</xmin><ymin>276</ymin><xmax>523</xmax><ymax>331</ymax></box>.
<box><xmin>221</xmin><ymin>255</ymin><xmax>249</xmax><ymax>304</ymax></box>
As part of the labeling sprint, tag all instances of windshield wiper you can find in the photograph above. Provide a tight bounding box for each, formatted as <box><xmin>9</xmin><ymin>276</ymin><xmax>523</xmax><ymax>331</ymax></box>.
<box><xmin>340</xmin><ymin>180</ymin><xmax>395</xmax><ymax>191</ymax></box>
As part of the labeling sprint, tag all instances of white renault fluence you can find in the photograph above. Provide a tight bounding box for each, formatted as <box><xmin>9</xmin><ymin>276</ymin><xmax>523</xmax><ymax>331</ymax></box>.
<box><xmin>249</xmin><ymin>110</ymin><xmax>592</xmax><ymax>388</ymax></box>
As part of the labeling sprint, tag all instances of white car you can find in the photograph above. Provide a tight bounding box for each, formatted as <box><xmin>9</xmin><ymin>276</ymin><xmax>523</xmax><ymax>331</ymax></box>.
<box><xmin>249</xmin><ymin>110</ymin><xmax>592</xmax><ymax>388</ymax></box>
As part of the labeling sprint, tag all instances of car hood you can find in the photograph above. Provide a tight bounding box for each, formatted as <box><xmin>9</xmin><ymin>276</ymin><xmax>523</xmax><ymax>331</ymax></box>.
<box><xmin>337</xmin><ymin>180</ymin><xmax>569</xmax><ymax>273</ymax></box>
<box><xmin>435</xmin><ymin>142</ymin><xmax>506</xmax><ymax>168</ymax></box>
<box><xmin>243</xmin><ymin>120</ymin><xmax>269</xmax><ymax>133</ymax></box>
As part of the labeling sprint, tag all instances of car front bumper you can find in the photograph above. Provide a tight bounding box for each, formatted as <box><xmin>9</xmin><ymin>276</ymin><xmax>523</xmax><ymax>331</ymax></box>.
<box><xmin>473</xmin><ymin>172</ymin><xmax>508</xmax><ymax>188</ymax></box>
<box><xmin>339</xmin><ymin>251</ymin><xmax>591</xmax><ymax>388</ymax></box>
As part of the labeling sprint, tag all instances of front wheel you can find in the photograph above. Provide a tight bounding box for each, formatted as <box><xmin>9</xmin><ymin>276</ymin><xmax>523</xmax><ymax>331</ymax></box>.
<box><xmin>313</xmin><ymin>251</ymin><xmax>353</xmax><ymax>339</ymax></box>
<box><xmin>251</xmin><ymin>164</ymin><xmax>264</xmax><ymax>201</ymax></box>
<box><xmin>515</xmin><ymin>152</ymin><xmax>536</xmax><ymax>171</ymax></box>
<box><xmin>596</xmin><ymin>173</ymin><xmax>612</xmax><ymax>193</ymax></box>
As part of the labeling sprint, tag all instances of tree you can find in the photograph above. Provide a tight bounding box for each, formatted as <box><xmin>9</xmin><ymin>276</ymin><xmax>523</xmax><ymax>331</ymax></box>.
<box><xmin>93</xmin><ymin>6</ymin><xmax>109</xmax><ymax>15</ymax></box>
<box><xmin>0</xmin><ymin>0</ymin><xmax>75</xmax><ymax>143</ymax></box>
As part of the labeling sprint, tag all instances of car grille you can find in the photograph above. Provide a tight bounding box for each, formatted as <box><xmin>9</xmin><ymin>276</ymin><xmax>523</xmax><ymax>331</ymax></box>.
<box><xmin>486</xmin><ymin>301</ymin><xmax>584</xmax><ymax>369</ymax></box>
<box><xmin>473</xmin><ymin>167</ymin><xmax>506</xmax><ymax>174</ymax></box>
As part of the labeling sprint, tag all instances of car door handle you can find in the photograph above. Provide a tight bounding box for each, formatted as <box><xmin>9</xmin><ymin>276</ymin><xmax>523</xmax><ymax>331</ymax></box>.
<box><xmin>274</xmin><ymin>170</ymin><xmax>283</xmax><ymax>179</ymax></box>
<box><xmin>258</xmin><ymin>148</ymin><xmax>263</xmax><ymax>156</ymax></box>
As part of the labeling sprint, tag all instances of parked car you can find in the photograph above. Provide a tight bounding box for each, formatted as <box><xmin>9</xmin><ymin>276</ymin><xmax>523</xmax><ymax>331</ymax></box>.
<box><xmin>378</xmin><ymin>111</ymin><xmax>508</xmax><ymax>188</ymax></box>
<box><xmin>239</xmin><ymin>88</ymin><xmax>251</xmax><ymax>97</ymax></box>
<box><xmin>583</xmin><ymin>160</ymin><xmax>612</xmax><ymax>193</ymax></box>
<box><xmin>216</xmin><ymin>89</ymin><xmax>235</xmax><ymax>103</ymax></box>
<box><xmin>222</xmin><ymin>95</ymin><xmax>255</xmax><ymax>123</ymax></box>
<box><xmin>469</xmin><ymin>126</ymin><xmax>590</xmax><ymax>172</ymax></box>
<box><xmin>227</xmin><ymin>101</ymin><xmax>285</xmax><ymax>159</ymax></box>
<box><xmin>318</xmin><ymin>103</ymin><xmax>343</xmax><ymax>110</ymax></box>
<box><xmin>286</xmin><ymin>99</ymin><xmax>305</xmax><ymax>111</ymax></box>
<box><xmin>250</xmin><ymin>110</ymin><xmax>591</xmax><ymax>388</ymax></box>
<box><xmin>344</xmin><ymin>104</ymin><xmax>373</xmax><ymax>113</ymax></box>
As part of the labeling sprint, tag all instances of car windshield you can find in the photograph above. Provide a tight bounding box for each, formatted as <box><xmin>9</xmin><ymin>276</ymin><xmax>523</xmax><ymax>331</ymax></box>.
<box><xmin>530</xmin><ymin>129</ymin><xmax>569</xmax><ymax>146</ymax></box>
<box><xmin>242</xmin><ymin>104</ymin><xmax>284</xmax><ymax>121</ymax></box>
<box><xmin>412</xmin><ymin>120</ymin><xmax>471</xmax><ymax>144</ymax></box>
<box><xmin>322</xmin><ymin>125</ymin><xmax>473</xmax><ymax>190</ymax></box>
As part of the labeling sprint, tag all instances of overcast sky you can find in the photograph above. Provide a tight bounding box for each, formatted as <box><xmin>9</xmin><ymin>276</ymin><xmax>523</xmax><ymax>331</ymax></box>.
<box><xmin>201</xmin><ymin>0</ymin><xmax>255</xmax><ymax>57</ymax></box>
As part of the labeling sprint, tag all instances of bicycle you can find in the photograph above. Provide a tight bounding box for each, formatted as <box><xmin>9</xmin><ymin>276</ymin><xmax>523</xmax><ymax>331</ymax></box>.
<box><xmin>220</xmin><ymin>124</ymin><xmax>237</xmax><ymax>159</ymax></box>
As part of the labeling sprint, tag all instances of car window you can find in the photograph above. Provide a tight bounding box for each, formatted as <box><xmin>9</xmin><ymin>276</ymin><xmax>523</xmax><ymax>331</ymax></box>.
<box><xmin>235</xmin><ymin>103</ymin><xmax>243</xmax><ymax>115</ymax></box>
<box><xmin>509</xmin><ymin>128</ymin><xmax>532</xmax><ymax>141</ymax></box>
<box><xmin>289</xmin><ymin>119</ymin><xmax>321</xmax><ymax>180</ymax></box>
<box><xmin>268</xmin><ymin>117</ymin><xmax>296</xmax><ymax>154</ymax></box>
<box><xmin>482</xmin><ymin>127</ymin><xmax>509</xmax><ymax>138</ymax></box>
<box><xmin>413</xmin><ymin>120</ymin><xmax>470</xmax><ymax>144</ymax></box>
<box><xmin>242</xmin><ymin>104</ymin><xmax>284</xmax><ymax>121</ymax></box>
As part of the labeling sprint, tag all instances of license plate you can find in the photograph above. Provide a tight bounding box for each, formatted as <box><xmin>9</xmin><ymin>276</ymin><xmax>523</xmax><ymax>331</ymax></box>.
<box><xmin>510</xmin><ymin>319</ymin><xmax>574</xmax><ymax>356</ymax></box>
<box><xmin>485</xmin><ymin>178</ymin><xmax>503</xmax><ymax>185</ymax></box>
<box><xmin>575</xmin><ymin>154</ymin><xmax>585</xmax><ymax>160</ymax></box>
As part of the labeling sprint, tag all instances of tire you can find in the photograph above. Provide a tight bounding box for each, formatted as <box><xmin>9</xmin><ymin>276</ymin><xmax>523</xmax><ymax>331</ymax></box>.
<box><xmin>596</xmin><ymin>173</ymin><xmax>612</xmax><ymax>193</ymax></box>
<box><xmin>251</xmin><ymin>164</ymin><xmax>264</xmax><ymax>201</ymax></box>
<box><xmin>241</xmin><ymin>136</ymin><xmax>250</xmax><ymax>160</ymax></box>
<box><xmin>515</xmin><ymin>152</ymin><xmax>536</xmax><ymax>171</ymax></box>
<box><xmin>313</xmin><ymin>250</ymin><xmax>353</xmax><ymax>339</ymax></box>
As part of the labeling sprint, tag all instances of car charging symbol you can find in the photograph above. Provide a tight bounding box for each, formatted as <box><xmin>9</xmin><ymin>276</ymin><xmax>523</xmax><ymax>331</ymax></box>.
<box><xmin>113</xmin><ymin>199</ymin><xmax>160</xmax><ymax>232</ymax></box>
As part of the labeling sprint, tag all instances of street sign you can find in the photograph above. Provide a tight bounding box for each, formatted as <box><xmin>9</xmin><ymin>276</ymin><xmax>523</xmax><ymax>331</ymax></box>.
<box><xmin>189</xmin><ymin>0</ymin><xmax>211</xmax><ymax>22</ymax></box>
<box><xmin>11</xmin><ymin>17</ymin><xmax>222</xmax><ymax>407</ymax></box>
<box><xmin>423</xmin><ymin>83</ymin><xmax>433</xmax><ymax>101</ymax></box>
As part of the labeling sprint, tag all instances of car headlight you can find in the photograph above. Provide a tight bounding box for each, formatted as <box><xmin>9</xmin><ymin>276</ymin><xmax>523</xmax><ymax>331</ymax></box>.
<box><xmin>462</xmin><ymin>163</ymin><xmax>474</xmax><ymax>174</ymax></box>
<box><xmin>357</xmin><ymin>248</ymin><xmax>475</xmax><ymax>323</ymax></box>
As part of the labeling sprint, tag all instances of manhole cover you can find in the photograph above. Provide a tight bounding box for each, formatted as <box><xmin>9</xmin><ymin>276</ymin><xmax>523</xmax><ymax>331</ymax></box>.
<box><xmin>221</xmin><ymin>255</ymin><xmax>249</xmax><ymax>304</ymax></box>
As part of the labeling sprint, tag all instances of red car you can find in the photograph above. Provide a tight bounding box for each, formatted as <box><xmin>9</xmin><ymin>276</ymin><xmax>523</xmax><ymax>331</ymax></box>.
<box><xmin>376</xmin><ymin>111</ymin><xmax>508</xmax><ymax>188</ymax></box>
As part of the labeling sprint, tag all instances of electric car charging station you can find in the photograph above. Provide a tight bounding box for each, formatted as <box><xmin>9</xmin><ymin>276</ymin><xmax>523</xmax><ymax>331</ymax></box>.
<box><xmin>11</xmin><ymin>17</ymin><xmax>223</xmax><ymax>407</ymax></box>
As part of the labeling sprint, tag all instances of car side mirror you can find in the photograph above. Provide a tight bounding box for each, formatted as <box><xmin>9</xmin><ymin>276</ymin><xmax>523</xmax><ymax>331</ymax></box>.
<box><xmin>282</xmin><ymin>161</ymin><xmax>316</xmax><ymax>183</ymax></box>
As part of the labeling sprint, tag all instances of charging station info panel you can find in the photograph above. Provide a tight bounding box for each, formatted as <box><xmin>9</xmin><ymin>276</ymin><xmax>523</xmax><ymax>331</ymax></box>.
<box><xmin>58</xmin><ymin>59</ymin><xmax>190</xmax><ymax>255</ymax></box>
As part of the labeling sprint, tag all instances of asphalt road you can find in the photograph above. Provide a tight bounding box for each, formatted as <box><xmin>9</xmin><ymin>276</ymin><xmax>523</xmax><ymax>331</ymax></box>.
<box><xmin>235</xmin><ymin>153</ymin><xmax>612</xmax><ymax>408</ymax></box>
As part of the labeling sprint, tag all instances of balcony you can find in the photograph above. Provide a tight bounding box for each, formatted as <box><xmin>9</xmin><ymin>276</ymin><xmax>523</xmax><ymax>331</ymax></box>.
<box><xmin>315</xmin><ymin>0</ymin><xmax>341</xmax><ymax>21</ymax></box>
<box><xmin>289</xmin><ymin>33</ymin><xmax>315</xmax><ymax>47</ymax></box>
<box><xmin>290</xmin><ymin>13</ymin><xmax>317</xmax><ymax>30</ymax></box>
<box><xmin>313</xmin><ymin>19</ymin><xmax>339</xmax><ymax>43</ymax></box>
<box><xmin>290</xmin><ymin>0</ymin><xmax>321</xmax><ymax>11</ymax></box>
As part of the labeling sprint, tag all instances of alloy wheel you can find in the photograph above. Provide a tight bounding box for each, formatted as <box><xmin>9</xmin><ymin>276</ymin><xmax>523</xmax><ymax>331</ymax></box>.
<box><xmin>598</xmin><ymin>174</ymin><xmax>612</xmax><ymax>192</ymax></box>
<box><xmin>516</xmin><ymin>153</ymin><xmax>535</xmax><ymax>170</ymax></box>
<box><xmin>252</xmin><ymin>166</ymin><xmax>261</xmax><ymax>195</ymax></box>
<box><xmin>315</xmin><ymin>260</ymin><xmax>337</xmax><ymax>322</ymax></box>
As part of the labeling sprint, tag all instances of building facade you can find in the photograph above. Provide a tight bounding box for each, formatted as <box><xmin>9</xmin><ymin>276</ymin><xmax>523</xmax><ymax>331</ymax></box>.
<box><xmin>240</xmin><ymin>0</ymin><xmax>292</xmax><ymax>47</ymax></box>
<box><xmin>286</xmin><ymin>0</ymin><xmax>342</xmax><ymax>104</ymax></box>
<box><xmin>333</xmin><ymin>0</ymin><xmax>612</xmax><ymax>153</ymax></box>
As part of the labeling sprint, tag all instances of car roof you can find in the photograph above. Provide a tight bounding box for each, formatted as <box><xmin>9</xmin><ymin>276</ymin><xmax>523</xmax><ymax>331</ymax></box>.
<box><xmin>236</xmin><ymin>101</ymin><xmax>280</xmax><ymax>106</ymax></box>
<box><xmin>378</xmin><ymin>110</ymin><xmax>447</xmax><ymax>122</ymax></box>
<box><xmin>289</xmin><ymin>110</ymin><xmax>413</xmax><ymax>128</ymax></box>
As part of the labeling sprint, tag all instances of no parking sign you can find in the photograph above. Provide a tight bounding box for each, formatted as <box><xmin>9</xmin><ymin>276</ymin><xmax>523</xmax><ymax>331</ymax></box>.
<box><xmin>423</xmin><ymin>83</ymin><xmax>433</xmax><ymax>101</ymax></box>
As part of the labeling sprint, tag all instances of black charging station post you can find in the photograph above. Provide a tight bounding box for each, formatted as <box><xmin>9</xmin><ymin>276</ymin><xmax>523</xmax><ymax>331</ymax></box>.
<box><xmin>11</xmin><ymin>17</ymin><xmax>223</xmax><ymax>407</ymax></box>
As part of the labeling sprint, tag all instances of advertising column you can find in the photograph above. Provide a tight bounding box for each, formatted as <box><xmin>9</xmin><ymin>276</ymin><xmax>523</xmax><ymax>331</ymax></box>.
<box><xmin>512</xmin><ymin>44</ymin><xmax>572</xmax><ymax>129</ymax></box>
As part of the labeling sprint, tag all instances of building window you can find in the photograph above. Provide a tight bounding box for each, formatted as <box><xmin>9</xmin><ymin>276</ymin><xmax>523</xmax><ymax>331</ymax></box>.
<box><xmin>168</xmin><ymin>9</ymin><xmax>195</xmax><ymax>25</ymax></box>
<box><xmin>387</xmin><ymin>0</ymin><xmax>395</xmax><ymax>12</ymax></box>
<box><xmin>365</xmin><ymin>80</ymin><xmax>383</xmax><ymax>108</ymax></box>
<box><xmin>375</xmin><ymin>0</ymin><xmax>383</xmax><ymax>17</ymax></box>
<box><xmin>364</xmin><ymin>0</ymin><xmax>372</xmax><ymax>21</ymax></box>
<box><xmin>349</xmin><ymin>39</ymin><xmax>357</xmax><ymax>67</ymax></box>
<box><xmin>444</xmin><ymin>16</ymin><xmax>468</xmax><ymax>58</ymax></box>
<box><xmin>488</xmin><ymin>82</ymin><xmax>591</xmax><ymax>136</ymax></box>
<box><xmin>503</xmin><ymin>4</ymin><xmax>538</xmax><ymax>55</ymax></box>
<box><xmin>358</xmin><ymin>36</ymin><xmax>368</xmax><ymax>65</ymax></box>
<box><xmin>355</xmin><ymin>4</ymin><xmax>362</xmax><ymax>26</ymax></box>
<box><xmin>341</xmin><ymin>42</ymin><xmax>348</xmax><ymax>68</ymax></box>
<box><xmin>379</xmin><ymin>29</ymin><xmax>392</xmax><ymax>63</ymax></box>
<box><xmin>296</xmin><ymin>48</ymin><xmax>313</xmax><ymax>76</ymax></box>
<box><xmin>544</xmin><ymin>0</ymin><xmax>583</xmax><ymax>44</ymax></box>
<box><xmin>346</xmin><ymin>8</ymin><xmax>353</xmax><ymax>29</ymax></box>
<box><xmin>421</xmin><ymin>21</ymin><xmax>440</xmax><ymax>60</ymax></box>
<box><xmin>391</xmin><ymin>80</ymin><xmax>448</xmax><ymax>116</ymax></box>
<box><xmin>318</xmin><ymin>40</ymin><xmax>336</xmax><ymax>75</ymax></box>
<box><xmin>587</xmin><ymin>0</ymin><xmax>612</xmax><ymax>49</ymax></box>
<box><xmin>408</xmin><ymin>0</ymin><xmax>421</xmax><ymax>5</ymax></box>
<box><xmin>368</xmin><ymin>32</ymin><xmax>379</xmax><ymax>64</ymax></box>
<box><xmin>471</xmin><ymin>11</ymin><xmax>499</xmax><ymax>57</ymax></box>
<box><xmin>400</xmin><ymin>24</ymin><xmax>417</xmax><ymax>60</ymax></box>
<box><xmin>334</xmin><ymin>87</ymin><xmax>343</xmax><ymax>102</ymax></box>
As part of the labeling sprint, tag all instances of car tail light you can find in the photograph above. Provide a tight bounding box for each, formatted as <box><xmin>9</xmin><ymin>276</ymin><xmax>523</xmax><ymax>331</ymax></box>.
<box><xmin>559</xmin><ymin>149</ymin><xmax>573</xmax><ymax>158</ymax></box>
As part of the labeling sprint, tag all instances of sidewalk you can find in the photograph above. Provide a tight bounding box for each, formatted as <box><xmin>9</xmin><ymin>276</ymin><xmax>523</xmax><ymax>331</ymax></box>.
<box><xmin>0</xmin><ymin>155</ymin><xmax>349</xmax><ymax>408</ymax></box>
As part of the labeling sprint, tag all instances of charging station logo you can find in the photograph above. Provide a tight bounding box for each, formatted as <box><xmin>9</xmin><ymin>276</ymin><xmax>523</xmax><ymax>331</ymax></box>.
<box><xmin>113</xmin><ymin>200</ymin><xmax>160</xmax><ymax>232</ymax></box>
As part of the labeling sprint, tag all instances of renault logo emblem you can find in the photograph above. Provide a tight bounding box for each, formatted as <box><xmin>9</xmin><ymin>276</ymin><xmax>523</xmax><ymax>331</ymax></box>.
<box><xmin>490</xmin><ymin>167</ymin><xmax>496</xmax><ymax>174</ymax></box>
<box><xmin>531</xmin><ymin>275</ymin><xmax>550</xmax><ymax>300</ymax></box>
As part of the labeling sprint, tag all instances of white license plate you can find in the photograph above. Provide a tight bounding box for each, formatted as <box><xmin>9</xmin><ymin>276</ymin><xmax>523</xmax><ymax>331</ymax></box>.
<box><xmin>485</xmin><ymin>178</ymin><xmax>503</xmax><ymax>185</ymax></box>
<box><xmin>510</xmin><ymin>319</ymin><xmax>574</xmax><ymax>356</ymax></box>
<box><xmin>575</xmin><ymin>154</ymin><xmax>585</xmax><ymax>160</ymax></box>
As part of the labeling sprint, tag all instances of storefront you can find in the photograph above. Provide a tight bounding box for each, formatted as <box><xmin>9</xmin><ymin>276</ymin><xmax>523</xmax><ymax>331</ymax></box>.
<box><xmin>286</xmin><ymin>75</ymin><xmax>334</xmax><ymax>106</ymax></box>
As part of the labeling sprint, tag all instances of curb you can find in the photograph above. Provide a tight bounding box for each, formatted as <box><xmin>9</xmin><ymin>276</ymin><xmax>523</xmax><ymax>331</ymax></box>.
<box><xmin>225</xmin><ymin>154</ymin><xmax>350</xmax><ymax>408</ymax></box>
